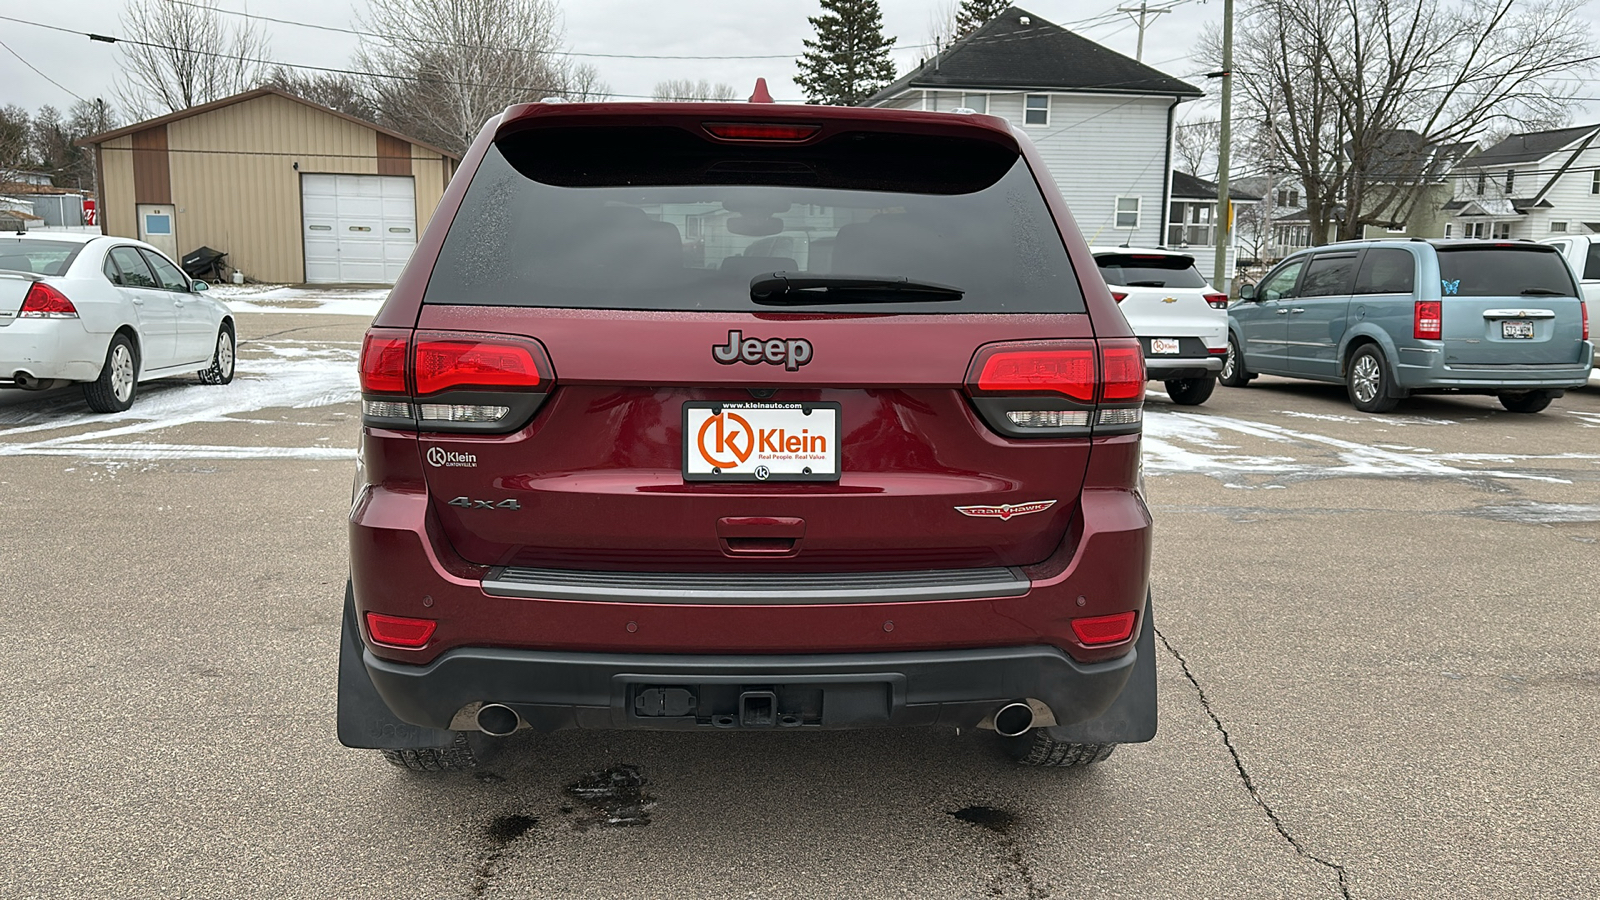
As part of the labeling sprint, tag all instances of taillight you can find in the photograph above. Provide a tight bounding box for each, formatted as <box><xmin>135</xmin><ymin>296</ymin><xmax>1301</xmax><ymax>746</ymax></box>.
<box><xmin>358</xmin><ymin>329</ymin><xmax>555</xmax><ymax>432</ymax></box>
<box><xmin>18</xmin><ymin>282</ymin><xmax>78</xmax><ymax>318</ymax></box>
<box><xmin>1071</xmin><ymin>610</ymin><xmax>1137</xmax><ymax>645</ymax></box>
<box><xmin>1110</xmin><ymin>291</ymin><xmax>1128</xmax><ymax>303</ymax></box>
<box><xmin>364</xmin><ymin>612</ymin><xmax>436</xmax><ymax>649</ymax></box>
<box><xmin>1582</xmin><ymin>300</ymin><xmax>1589</xmax><ymax>341</ymax></box>
<box><xmin>965</xmin><ymin>338</ymin><xmax>1145</xmax><ymax>437</ymax></box>
<box><xmin>1414</xmin><ymin>300</ymin><xmax>1442</xmax><ymax>340</ymax></box>
<box><xmin>1203</xmin><ymin>292</ymin><xmax>1229</xmax><ymax>309</ymax></box>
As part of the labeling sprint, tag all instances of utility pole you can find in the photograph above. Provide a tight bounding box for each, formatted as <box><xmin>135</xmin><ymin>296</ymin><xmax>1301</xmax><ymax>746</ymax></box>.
<box><xmin>1118</xmin><ymin>0</ymin><xmax>1172</xmax><ymax>62</ymax></box>
<box><xmin>1212</xmin><ymin>0</ymin><xmax>1234</xmax><ymax>293</ymax></box>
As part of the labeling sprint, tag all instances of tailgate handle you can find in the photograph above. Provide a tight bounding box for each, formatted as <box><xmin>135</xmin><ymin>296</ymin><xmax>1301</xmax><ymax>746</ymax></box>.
<box><xmin>717</xmin><ymin>516</ymin><xmax>805</xmax><ymax>557</ymax></box>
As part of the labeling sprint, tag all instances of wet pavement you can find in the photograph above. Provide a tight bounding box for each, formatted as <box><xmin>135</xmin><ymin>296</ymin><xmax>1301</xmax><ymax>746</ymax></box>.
<box><xmin>2</xmin><ymin>310</ymin><xmax>1597</xmax><ymax>898</ymax></box>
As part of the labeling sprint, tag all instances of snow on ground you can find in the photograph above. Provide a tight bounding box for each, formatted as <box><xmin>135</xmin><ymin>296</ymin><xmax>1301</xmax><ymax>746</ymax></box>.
<box><xmin>0</xmin><ymin>339</ymin><xmax>358</xmax><ymax>461</ymax></box>
<box><xmin>209</xmin><ymin>284</ymin><xmax>389</xmax><ymax>317</ymax></box>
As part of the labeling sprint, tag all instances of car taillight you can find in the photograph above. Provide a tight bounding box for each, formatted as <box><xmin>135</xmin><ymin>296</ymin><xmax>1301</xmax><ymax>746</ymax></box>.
<box><xmin>965</xmin><ymin>338</ymin><xmax>1144</xmax><ymax>437</ymax></box>
<box><xmin>1071</xmin><ymin>610</ymin><xmax>1137</xmax><ymax>645</ymax></box>
<box><xmin>364</xmin><ymin>612</ymin><xmax>436</xmax><ymax>649</ymax></box>
<box><xmin>358</xmin><ymin>329</ymin><xmax>555</xmax><ymax>432</ymax></box>
<box><xmin>1414</xmin><ymin>300</ymin><xmax>1442</xmax><ymax>340</ymax></box>
<box><xmin>1582</xmin><ymin>300</ymin><xmax>1589</xmax><ymax>341</ymax></box>
<box><xmin>1110</xmin><ymin>291</ymin><xmax>1128</xmax><ymax>303</ymax></box>
<box><xmin>18</xmin><ymin>282</ymin><xmax>78</xmax><ymax>318</ymax></box>
<box><xmin>1203</xmin><ymin>292</ymin><xmax>1229</xmax><ymax>309</ymax></box>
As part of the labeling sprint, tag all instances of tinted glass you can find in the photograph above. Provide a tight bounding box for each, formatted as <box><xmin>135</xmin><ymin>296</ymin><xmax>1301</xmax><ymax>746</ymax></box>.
<box><xmin>142</xmin><ymin>249</ymin><xmax>191</xmax><ymax>291</ymax></box>
<box><xmin>1299</xmin><ymin>253</ymin><xmax>1358</xmax><ymax>297</ymax></box>
<box><xmin>1585</xmin><ymin>242</ymin><xmax>1600</xmax><ymax>280</ymax></box>
<box><xmin>425</xmin><ymin>139</ymin><xmax>1085</xmax><ymax>314</ymax></box>
<box><xmin>1354</xmin><ymin>248</ymin><xmax>1416</xmax><ymax>294</ymax></box>
<box><xmin>1095</xmin><ymin>254</ymin><xmax>1206</xmax><ymax>288</ymax></box>
<box><xmin>0</xmin><ymin>238</ymin><xmax>82</xmax><ymax>276</ymax></box>
<box><xmin>102</xmin><ymin>255</ymin><xmax>122</xmax><ymax>284</ymax></box>
<box><xmin>1436</xmin><ymin>247</ymin><xmax>1577</xmax><ymax>298</ymax></box>
<box><xmin>109</xmin><ymin>247</ymin><xmax>157</xmax><ymax>288</ymax></box>
<box><xmin>1259</xmin><ymin>260</ymin><xmax>1305</xmax><ymax>300</ymax></box>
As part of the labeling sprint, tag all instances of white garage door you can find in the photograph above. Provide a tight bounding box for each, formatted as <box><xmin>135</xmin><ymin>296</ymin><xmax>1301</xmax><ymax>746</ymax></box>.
<box><xmin>301</xmin><ymin>174</ymin><xmax>416</xmax><ymax>284</ymax></box>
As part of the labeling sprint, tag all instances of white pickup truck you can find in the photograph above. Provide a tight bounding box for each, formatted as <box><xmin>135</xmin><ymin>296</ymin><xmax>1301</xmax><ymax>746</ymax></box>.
<box><xmin>1539</xmin><ymin>235</ymin><xmax>1598</xmax><ymax>369</ymax></box>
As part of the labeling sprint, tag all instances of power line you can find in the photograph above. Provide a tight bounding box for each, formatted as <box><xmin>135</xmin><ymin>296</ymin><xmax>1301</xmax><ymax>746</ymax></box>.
<box><xmin>0</xmin><ymin>37</ymin><xmax>85</xmax><ymax>102</ymax></box>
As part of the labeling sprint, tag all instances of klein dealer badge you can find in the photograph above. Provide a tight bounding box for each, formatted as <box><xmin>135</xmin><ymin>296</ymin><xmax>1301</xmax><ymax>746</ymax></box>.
<box><xmin>954</xmin><ymin>500</ymin><xmax>1057</xmax><ymax>520</ymax></box>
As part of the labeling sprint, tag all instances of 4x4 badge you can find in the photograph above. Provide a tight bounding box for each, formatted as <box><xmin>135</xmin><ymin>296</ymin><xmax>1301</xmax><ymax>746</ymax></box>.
<box><xmin>955</xmin><ymin>500</ymin><xmax>1056</xmax><ymax>520</ymax></box>
<box><xmin>713</xmin><ymin>330</ymin><xmax>813</xmax><ymax>371</ymax></box>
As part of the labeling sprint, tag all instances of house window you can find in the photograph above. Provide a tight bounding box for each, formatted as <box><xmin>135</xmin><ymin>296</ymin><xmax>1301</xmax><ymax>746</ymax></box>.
<box><xmin>1166</xmin><ymin>201</ymin><xmax>1214</xmax><ymax>246</ymax></box>
<box><xmin>1115</xmin><ymin>196</ymin><xmax>1141</xmax><ymax>229</ymax></box>
<box><xmin>1024</xmin><ymin>94</ymin><xmax>1049</xmax><ymax>126</ymax></box>
<box><xmin>1492</xmin><ymin>222</ymin><xmax>1512</xmax><ymax>240</ymax></box>
<box><xmin>961</xmin><ymin>93</ymin><xmax>987</xmax><ymax>114</ymax></box>
<box><xmin>1505</xmin><ymin>170</ymin><xmax>1516</xmax><ymax>194</ymax></box>
<box><xmin>1444</xmin><ymin>223</ymin><xmax>1453</xmax><ymax>237</ymax></box>
<box><xmin>1386</xmin><ymin>225</ymin><xmax>1406</xmax><ymax>234</ymax></box>
<box><xmin>1276</xmin><ymin>188</ymin><xmax>1300</xmax><ymax>206</ymax></box>
<box><xmin>1476</xmin><ymin>173</ymin><xmax>1486</xmax><ymax>196</ymax></box>
<box><xmin>1593</xmin><ymin>171</ymin><xmax>1600</xmax><ymax>194</ymax></box>
<box><xmin>1276</xmin><ymin>189</ymin><xmax>1287</xmax><ymax>206</ymax></box>
<box><xmin>1464</xmin><ymin>222</ymin><xmax>1486</xmax><ymax>239</ymax></box>
<box><xmin>1551</xmin><ymin>221</ymin><xmax>1568</xmax><ymax>233</ymax></box>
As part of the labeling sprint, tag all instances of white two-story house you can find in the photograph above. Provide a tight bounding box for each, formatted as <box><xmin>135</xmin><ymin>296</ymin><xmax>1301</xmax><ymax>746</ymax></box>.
<box><xmin>1442</xmin><ymin>123</ymin><xmax>1600</xmax><ymax>240</ymax></box>
<box><xmin>861</xmin><ymin>6</ymin><xmax>1202</xmax><ymax>260</ymax></box>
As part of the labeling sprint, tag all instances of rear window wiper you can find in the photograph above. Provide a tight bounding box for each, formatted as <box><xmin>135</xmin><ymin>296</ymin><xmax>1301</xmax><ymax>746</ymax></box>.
<box><xmin>1519</xmin><ymin>288</ymin><xmax>1568</xmax><ymax>296</ymax></box>
<box><xmin>750</xmin><ymin>273</ymin><xmax>964</xmax><ymax>305</ymax></box>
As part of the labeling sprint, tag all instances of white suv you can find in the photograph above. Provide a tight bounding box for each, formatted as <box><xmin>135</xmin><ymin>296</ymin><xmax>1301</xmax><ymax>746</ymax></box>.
<box><xmin>1092</xmin><ymin>247</ymin><xmax>1229</xmax><ymax>405</ymax></box>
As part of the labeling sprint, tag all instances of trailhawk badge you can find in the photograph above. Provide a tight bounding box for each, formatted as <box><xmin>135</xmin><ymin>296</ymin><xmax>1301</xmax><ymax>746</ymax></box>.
<box><xmin>955</xmin><ymin>500</ymin><xmax>1057</xmax><ymax>520</ymax></box>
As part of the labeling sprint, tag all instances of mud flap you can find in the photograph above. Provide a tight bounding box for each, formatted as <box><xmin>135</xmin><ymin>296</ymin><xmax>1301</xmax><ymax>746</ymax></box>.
<box><xmin>1037</xmin><ymin>591</ymin><xmax>1157</xmax><ymax>744</ymax></box>
<box><xmin>336</xmin><ymin>581</ymin><xmax>459</xmax><ymax>750</ymax></box>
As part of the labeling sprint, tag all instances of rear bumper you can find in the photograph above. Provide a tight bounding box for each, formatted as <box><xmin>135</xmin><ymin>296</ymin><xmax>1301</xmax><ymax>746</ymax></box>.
<box><xmin>1395</xmin><ymin>342</ymin><xmax>1594</xmax><ymax>391</ymax></box>
<box><xmin>0</xmin><ymin>319</ymin><xmax>102</xmax><ymax>384</ymax></box>
<box><xmin>362</xmin><ymin>642</ymin><xmax>1138</xmax><ymax>733</ymax></box>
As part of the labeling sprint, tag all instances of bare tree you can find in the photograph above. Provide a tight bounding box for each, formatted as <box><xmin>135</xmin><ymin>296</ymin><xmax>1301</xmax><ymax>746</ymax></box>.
<box><xmin>652</xmin><ymin>79</ymin><xmax>739</xmax><ymax>102</ymax></box>
<box><xmin>0</xmin><ymin>106</ymin><xmax>33</xmax><ymax>175</ymax></box>
<box><xmin>1207</xmin><ymin>0</ymin><xmax>1596</xmax><ymax>244</ymax></box>
<box><xmin>357</xmin><ymin>0</ymin><xmax>610</xmax><ymax>154</ymax></box>
<box><xmin>115</xmin><ymin>0</ymin><xmax>269</xmax><ymax>118</ymax></box>
<box><xmin>262</xmin><ymin>67</ymin><xmax>379</xmax><ymax>122</ymax></box>
<box><xmin>1173</xmin><ymin>118</ymin><xmax>1222</xmax><ymax>178</ymax></box>
<box><xmin>923</xmin><ymin>0</ymin><xmax>960</xmax><ymax>56</ymax></box>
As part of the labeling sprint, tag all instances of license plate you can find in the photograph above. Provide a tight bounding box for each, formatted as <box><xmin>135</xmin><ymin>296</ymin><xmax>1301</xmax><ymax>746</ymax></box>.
<box><xmin>1150</xmin><ymin>338</ymin><xmax>1181</xmax><ymax>355</ymax></box>
<box><xmin>1501</xmin><ymin>320</ymin><xmax>1534</xmax><ymax>339</ymax></box>
<box><xmin>683</xmin><ymin>402</ymin><xmax>840</xmax><ymax>482</ymax></box>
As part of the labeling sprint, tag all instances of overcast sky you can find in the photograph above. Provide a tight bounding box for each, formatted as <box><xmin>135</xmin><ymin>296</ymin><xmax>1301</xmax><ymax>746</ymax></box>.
<box><xmin>3</xmin><ymin>0</ymin><xmax>1596</xmax><ymax>131</ymax></box>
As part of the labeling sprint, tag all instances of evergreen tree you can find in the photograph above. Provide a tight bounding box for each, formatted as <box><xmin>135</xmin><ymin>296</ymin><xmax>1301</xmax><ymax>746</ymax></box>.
<box><xmin>795</xmin><ymin>0</ymin><xmax>897</xmax><ymax>106</ymax></box>
<box><xmin>955</xmin><ymin>0</ymin><xmax>1011</xmax><ymax>39</ymax></box>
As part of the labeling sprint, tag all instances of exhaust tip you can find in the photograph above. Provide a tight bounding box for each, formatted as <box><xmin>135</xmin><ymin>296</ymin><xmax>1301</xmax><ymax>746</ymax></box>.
<box><xmin>475</xmin><ymin>703</ymin><xmax>521</xmax><ymax>737</ymax></box>
<box><xmin>993</xmin><ymin>702</ymin><xmax>1036</xmax><ymax>738</ymax></box>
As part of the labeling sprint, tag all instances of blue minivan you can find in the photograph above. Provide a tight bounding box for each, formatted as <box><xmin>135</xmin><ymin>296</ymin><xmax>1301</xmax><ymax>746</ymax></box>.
<box><xmin>1221</xmin><ymin>240</ymin><xmax>1592</xmax><ymax>412</ymax></box>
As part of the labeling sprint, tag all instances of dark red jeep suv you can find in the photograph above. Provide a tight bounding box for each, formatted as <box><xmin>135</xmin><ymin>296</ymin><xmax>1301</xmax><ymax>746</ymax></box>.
<box><xmin>337</xmin><ymin>101</ymin><xmax>1155</xmax><ymax>771</ymax></box>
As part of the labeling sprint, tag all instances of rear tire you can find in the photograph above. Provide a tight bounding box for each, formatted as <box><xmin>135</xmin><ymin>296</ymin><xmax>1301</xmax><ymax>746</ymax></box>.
<box><xmin>1219</xmin><ymin>334</ymin><xmax>1250</xmax><ymax>387</ymax></box>
<box><xmin>1498</xmin><ymin>390</ymin><xmax>1553</xmax><ymax>414</ymax></box>
<box><xmin>198</xmin><ymin>324</ymin><xmax>235</xmax><ymax>385</ymax></box>
<box><xmin>1346</xmin><ymin>344</ymin><xmax>1398</xmax><ymax>413</ymax></box>
<box><xmin>83</xmin><ymin>333</ymin><xmax>138</xmax><ymax>413</ymax></box>
<box><xmin>1164</xmin><ymin>375</ymin><xmax>1216</xmax><ymax>406</ymax></box>
<box><xmin>380</xmin><ymin>732</ymin><xmax>480</xmax><ymax>772</ymax></box>
<box><xmin>1003</xmin><ymin>730</ymin><xmax>1117</xmax><ymax>767</ymax></box>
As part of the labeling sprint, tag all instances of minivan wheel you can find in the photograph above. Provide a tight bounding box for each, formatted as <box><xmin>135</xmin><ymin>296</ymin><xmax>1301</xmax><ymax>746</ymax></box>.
<box><xmin>380</xmin><ymin>732</ymin><xmax>480</xmax><ymax>772</ymax></box>
<box><xmin>1498</xmin><ymin>390</ymin><xmax>1554</xmax><ymax>414</ymax></box>
<box><xmin>1002</xmin><ymin>730</ymin><xmax>1117</xmax><ymax>767</ymax></box>
<box><xmin>1346</xmin><ymin>345</ymin><xmax>1398</xmax><ymax>413</ymax></box>
<box><xmin>1219</xmin><ymin>335</ymin><xmax>1250</xmax><ymax>387</ymax></box>
<box><xmin>1164</xmin><ymin>375</ymin><xmax>1216</xmax><ymax>406</ymax></box>
<box><xmin>198</xmin><ymin>324</ymin><xmax>235</xmax><ymax>385</ymax></box>
<box><xmin>83</xmin><ymin>334</ymin><xmax>138</xmax><ymax>413</ymax></box>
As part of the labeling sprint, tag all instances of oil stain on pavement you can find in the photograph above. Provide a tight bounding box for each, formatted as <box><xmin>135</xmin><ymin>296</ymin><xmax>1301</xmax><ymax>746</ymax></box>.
<box><xmin>563</xmin><ymin>764</ymin><xmax>655</xmax><ymax>830</ymax></box>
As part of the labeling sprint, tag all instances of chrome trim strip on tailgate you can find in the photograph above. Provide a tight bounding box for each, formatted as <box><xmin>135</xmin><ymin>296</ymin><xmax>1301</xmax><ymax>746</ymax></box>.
<box><xmin>1481</xmin><ymin>309</ymin><xmax>1556</xmax><ymax>319</ymax></box>
<box><xmin>482</xmin><ymin>566</ymin><xmax>1030</xmax><ymax>604</ymax></box>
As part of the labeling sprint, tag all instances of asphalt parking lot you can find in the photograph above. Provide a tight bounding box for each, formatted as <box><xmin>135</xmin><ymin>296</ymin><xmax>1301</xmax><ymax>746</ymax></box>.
<box><xmin>3</xmin><ymin>310</ymin><xmax>1598</xmax><ymax>899</ymax></box>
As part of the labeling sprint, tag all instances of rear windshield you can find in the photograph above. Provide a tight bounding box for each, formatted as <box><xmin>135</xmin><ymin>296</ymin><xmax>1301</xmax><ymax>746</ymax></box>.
<box><xmin>424</xmin><ymin>130</ymin><xmax>1085</xmax><ymax>314</ymax></box>
<box><xmin>1094</xmin><ymin>253</ymin><xmax>1206</xmax><ymax>288</ymax></box>
<box><xmin>0</xmin><ymin>239</ymin><xmax>84</xmax><ymax>276</ymax></box>
<box><xmin>1436</xmin><ymin>246</ymin><xmax>1577</xmax><ymax>298</ymax></box>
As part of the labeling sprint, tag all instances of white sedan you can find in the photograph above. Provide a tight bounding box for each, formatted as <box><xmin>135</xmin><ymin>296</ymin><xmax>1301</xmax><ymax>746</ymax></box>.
<box><xmin>1091</xmin><ymin>246</ymin><xmax>1230</xmax><ymax>405</ymax></box>
<box><xmin>0</xmin><ymin>233</ymin><xmax>235</xmax><ymax>412</ymax></box>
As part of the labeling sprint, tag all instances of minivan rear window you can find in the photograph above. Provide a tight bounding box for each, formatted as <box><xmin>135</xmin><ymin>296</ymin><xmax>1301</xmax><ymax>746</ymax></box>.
<box><xmin>1436</xmin><ymin>246</ymin><xmax>1577</xmax><ymax>298</ymax></box>
<box><xmin>1094</xmin><ymin>254</ymin><xmax>1206</xmax><ymax>288</ymax></box>
<box><xmin>424</xmin><ymin>136</ymin><xmax>1085</xmax><ymax>315</ymax></box>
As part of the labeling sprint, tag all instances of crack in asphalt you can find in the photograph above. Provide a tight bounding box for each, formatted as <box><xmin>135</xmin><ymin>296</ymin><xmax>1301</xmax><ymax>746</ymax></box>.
<box><xmin>1155</xmin><ymin>627</ymin><xmax>1354</xmax><ymax>900</ymax></box>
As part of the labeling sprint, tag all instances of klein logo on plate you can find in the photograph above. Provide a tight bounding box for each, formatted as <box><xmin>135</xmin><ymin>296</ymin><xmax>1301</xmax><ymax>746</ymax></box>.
<box><xmin>426</xmin><ymin>447</ymin><xmax>477</xmax><ymax>468</ymax></box>
<box><xmin>683</xmin><ymin>403</ymin><xmax>839</xmax><ymax>481</ymax></box>
<box><xmin>955</xmin><ymin>500</ymin><xmax>1057</xmax><ymax>520</ymax></box>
